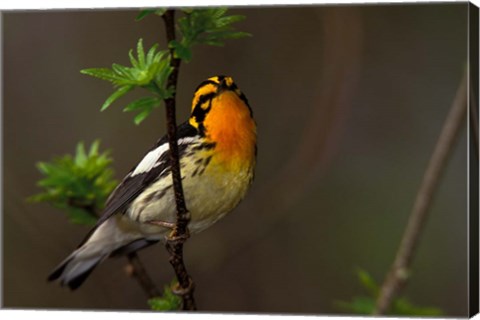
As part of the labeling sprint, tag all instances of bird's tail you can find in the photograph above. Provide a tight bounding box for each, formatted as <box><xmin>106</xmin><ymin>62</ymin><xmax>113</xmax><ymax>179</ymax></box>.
<box><xmin>48</xmin><ymin>217</ymin><xmax>158</xmax><ymax>290</ymax></box>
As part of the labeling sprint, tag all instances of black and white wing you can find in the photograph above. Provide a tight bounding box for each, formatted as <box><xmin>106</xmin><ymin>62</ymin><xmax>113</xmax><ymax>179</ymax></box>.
<box><xmin>92</xmin><ymin>122</ymin><xmax>198</xmax><ymax>229</ymax></box>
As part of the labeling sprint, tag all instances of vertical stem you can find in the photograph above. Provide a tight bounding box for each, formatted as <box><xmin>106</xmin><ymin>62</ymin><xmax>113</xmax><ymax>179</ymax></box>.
<box><xmin>161</xmin><ymin>9</ymin><xmax>196</xmax><ymax>311</ymax></box>
<box><xmin>163</xmin><ymin>11</ymin><xmax>185</xmax><ymax>228</ymax></box>
<box><xmin>373</xmin><ymin>70</ymin><xmax>468</xmax><ymax>315</ymax></box>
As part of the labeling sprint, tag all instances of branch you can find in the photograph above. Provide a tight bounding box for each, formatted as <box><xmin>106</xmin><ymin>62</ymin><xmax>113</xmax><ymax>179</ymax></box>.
<box><xmin>373</xmin><ymin>70</ymin><xmax>468</xmax><ymax>315</ymax></box>
<box><xmin>125</xmin><ymin>253</ymin><xmax>161</xmax><ymax>298</ymax></box>
<box><xmin>161</xmin><ymin>9</ymin><xmax>196</xmax><ymax>311</ymax></box>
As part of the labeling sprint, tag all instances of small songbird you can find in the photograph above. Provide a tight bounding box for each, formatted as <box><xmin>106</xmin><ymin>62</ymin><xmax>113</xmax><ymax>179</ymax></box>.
<box><xmin>48</xmin><ymin>75</ymin><xmax>257</xmax><ymax>289</ymax></box>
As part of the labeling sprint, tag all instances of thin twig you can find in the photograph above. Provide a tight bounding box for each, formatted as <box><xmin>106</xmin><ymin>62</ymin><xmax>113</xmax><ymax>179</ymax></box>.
<box><xmin>126</xmin><ymin>253</ymin><xmax>161</xmax><ymax>298</ymax></box>
<box><xmin>373</xmin><ymin>70</ymin><xmax>468</xmax><ymax>315</ymax></box>
<box><xmin>161</xmin><ymin>9</ymin><xmax>196</xmax><ymax>311</ymax></box>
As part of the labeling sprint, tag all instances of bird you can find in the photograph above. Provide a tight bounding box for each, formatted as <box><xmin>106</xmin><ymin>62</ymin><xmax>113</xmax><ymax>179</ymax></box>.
<box><xmin>48</xmin><ymin>75</ymin><xmax>257</xmax><ymax>290</ymax></box>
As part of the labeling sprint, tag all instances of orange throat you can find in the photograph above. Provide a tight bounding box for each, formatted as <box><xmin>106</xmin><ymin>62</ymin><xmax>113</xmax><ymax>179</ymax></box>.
<box><xmin>202</xmin><ymin>91</ymin><xmax>256</xmax><ymax>167</ymax></box>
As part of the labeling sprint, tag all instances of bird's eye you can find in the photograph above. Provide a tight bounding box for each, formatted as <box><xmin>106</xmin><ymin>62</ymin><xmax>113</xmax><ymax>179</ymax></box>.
<box><xmin>200</xmin><ymin>100</ymin><xmax>210</xmax><ymax>110</ymax></box>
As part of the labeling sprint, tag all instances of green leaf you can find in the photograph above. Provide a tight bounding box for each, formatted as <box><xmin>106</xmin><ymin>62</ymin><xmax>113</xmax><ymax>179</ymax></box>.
<box><xmin>136</xmin><ymin>9</ymin><xmax>156</xmax><ymax>21</ymax></box>
<box><xmin>335</xmin><ymin>297</ymin><xmax>375</xmax><ymax>315</ymax></box>
<box><xmin>137</xmin><ymin>38</ymin><xmax>146</xmax><ymax>69</ymax></box>
<box><xmin>80</xmin><ymin>68</ymin><xmax>124</xmax><ymax>82</ymax></box>
<box><xmin>133</xmin><ymin>107</ymin><xmax>153</xmax><ymax>125</ymax></box>
<box><xmin>101</xmin><ymin>85</ymin><xmax>134</xmax><ymax>111</ymax></box>
<box><xmin>75</xmin><ymin>142</ymin><xmax>87</xmax><ymax>166</ymax></box>
<box><xmin>215</xmin><ymin>14</ymin><xmax>245</xmax><ymax>26</ymax></box>
<box><xmin>123</xmin><ymin>96</ymin><xmax>160</xmax><ymax>112</ymax></box>
<box><xmin>148</xmin><ymin>285</ymin><xmax>182</xmax><ymax>311</ymax></box>
<box><xmin>128</xmin><ymin>49</ymin><xmax>139</xmax><ymax>68</ymax></box>
<box><xmin>112</xmin><ymin>63</ymin><xmax>133</xmax><ymax>80</ymax></box>
<box><xmin>88</xmin><ymin>140</ymin><xmax>100</xmax><ymax>157</ymax></box>
<box><xmin>135</xmin><ymin>8</ymin><xmax>167</xmax><ymax>21</ymax></box>
<box><xmin>29</xmin><ymin>141</ymin><xmax>118</xmax><ymax>224</ymax></box>
<box><xmin>36</xmin><ymin>162</ymin><xmax>51</xmax><ymax>175</ymax></box>
<box><xmin>174</xmin><ymin>8</ymin><xmax>250</xmax><ymax>62</ymax></box>
<box><xmin>356</xmin><ymin>268</ymin><xmax>379</xmax><ymax>297</ymax></box>
<box><xmin>66</xmin><ymin>207</ymin><xmax>97</xmax><ymax>226</ymax></box>
<box><xmin>154</xmin><ymin>8</ymin><xmax>167</xmax><ymax>16</ymax></box>
<box><xmin>146</xmin><ymin>44</ymin><xmax>160</xmax><ymax>65</ymax></box>
<box><xmin>393</xmin><ymin>298</ymin><xmax>443</xmax><ymax>316</ymax></box>
<box><xmin>169</xmin><ymin>40</ymin><xmax>192</xmax><ymax>62</ymax></box>
<box><xmin>154</xmin><ymin>57</ymin><xmax>173</xmax><ymax>88</ymax></box>
<box><xmin>334</xmin><ymin>267</ymin><xmax>444</xmax><ymax>316</ymax></box>
<box><xmin>201</xmin><ymin>31</ymin><xmax>251</xmax><ymax>47</ymax></box>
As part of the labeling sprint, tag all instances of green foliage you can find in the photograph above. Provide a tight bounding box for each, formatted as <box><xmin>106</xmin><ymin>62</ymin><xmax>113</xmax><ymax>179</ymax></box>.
<box><xmin>81</xmin><ymin>39</ymin><xmax>173</xmax><ymax>124</ymax></box>
<box><xmin>81</xmin><ymin>8</ymin><xmax>249</xmax><ymax>124</ymax></box>
<box><xmin>356</xmin><ymin>268</ymin><xmax>379</xmax><ymax>297</ymax></box>
<box><xmin>135</xmin><ymin>8</ymin><xmax>250</xmax><ymax>62</ymax></box>
<box><xmin>172</xmin><ymin>8</ymin><xmax>251</xmax><ymax>62</ymax></box>
<box><xmin>29</xmin><ymin>141</ymin><xmax>117</xmax><ymax>226</ymax></box>
<box><xmin>335</xmin><ymin>268</ymin><xmax>443</xmax><ymax>316</ymax></box>
<box><xmin>393</xmin><ymin>298</ymin><xmax>444</xmax><ymax>316</ymax></box>
<box><xmin>148</xmin><ymin>284</ymin><xmax>182</xmax><ymax>311</ymax></box>
<box><xmin>336</xmin><ymin>296</ymin><xmax>376</xmax><ymax>315</ymax></box>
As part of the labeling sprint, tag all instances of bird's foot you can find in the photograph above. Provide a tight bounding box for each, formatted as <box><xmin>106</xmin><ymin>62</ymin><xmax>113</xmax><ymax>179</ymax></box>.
<box><xmin>172</xmin><ymin>277</ymin><xmax>195</xmax><ymax>296</ymax></box>
<box><xmin>146</xmin><ymin>219</ymin><xmax>176</xmax><ymax>229</ymax></box>
<box><xmin>166</xmin><ymin>227</ymin><xmax>190</xmax><ymax>243</ymax></box>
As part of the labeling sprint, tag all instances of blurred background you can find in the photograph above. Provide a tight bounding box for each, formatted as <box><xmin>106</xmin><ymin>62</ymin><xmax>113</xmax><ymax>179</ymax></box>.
<box><xmin>2</xmin><ymin>3</ymin><xmax>469</xmax><ymax>316</ymax></box>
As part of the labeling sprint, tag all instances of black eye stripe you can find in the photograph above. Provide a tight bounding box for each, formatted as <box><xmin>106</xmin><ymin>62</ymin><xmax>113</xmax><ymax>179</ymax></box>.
<box><xmin>192</xmin><ymin>93</ymin><xmax>215</xmax><ymax>135</ymax></box>
<box><xmin>194</xmin><ymin>92</ymin><xmax>216</xmax><ymax>112</ymax></box>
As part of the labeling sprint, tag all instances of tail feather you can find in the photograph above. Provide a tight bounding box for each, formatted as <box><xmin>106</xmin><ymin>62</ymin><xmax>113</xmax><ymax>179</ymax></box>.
<box><xmin>110</xmin><ymin>238</ymin><xmax>159</xmax><ymax>257</ymax></box>
<box><xmin>48</xmin><ymin>256</ymin><xmax>73</xmax><ymax>282</ymax></box>
<box><xmin>65</xmin><ymin>261</ymin><xmax>99</xmax><ymax>290</ymax></box>
<box><xmin>47</xmin><ymin>217</ymin><xmax>152</xmax><ymax>290</ymax></box>
<box><xmin>48</xmin><ymin>253</ymin><xmax>105</xmax><ymax>290</ymax></box>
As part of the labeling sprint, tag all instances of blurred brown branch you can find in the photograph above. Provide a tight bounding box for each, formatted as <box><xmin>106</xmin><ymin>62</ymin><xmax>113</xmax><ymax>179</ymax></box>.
<box><xmin>161</xmin><ymin>9</ymin><xmax>196</xmax><ymax>311</ymax></box>
<box><xmin>126</xmin><ymin>253</ymin><xmax>161</xmax><ymax>298</ymax></box>
<box><xmin>373</xmin><ymin>69</ymin><xmax>468</xmax><ymax>315</ymax></box>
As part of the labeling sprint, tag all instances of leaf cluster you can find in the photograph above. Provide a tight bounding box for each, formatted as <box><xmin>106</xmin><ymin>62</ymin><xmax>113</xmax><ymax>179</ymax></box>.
<box><xmin>335</xmin><ymin>268</ymin><xmax>443</xmax><ymax>316</ymax></box>
<box><xmin>137</xmin><ymin>8</ymin><xmax>250</xmax><ymax>62</ymax></box>
<box><xmin>171</xmin><ymin>8</ymin><xmax>250</xmax><ymax>62</ymax></box>
<box><xmin>29</xmin><ymin>141</ymin><xmax>117</xmax><ymax>226</ymax></box>
<box><xmin>82</xmin><ymin>8</ymin><xmax>249</xmax><ymax>125</ymax></box>
<box><xmin>81</xmin><ymin>39</ymin><xmax>173</xmax><ymax>124</ymax></box>
<box><xmin>148</xmin><ymin>284</ymin><xmax>182</xmax><ymax>311</ymax></box>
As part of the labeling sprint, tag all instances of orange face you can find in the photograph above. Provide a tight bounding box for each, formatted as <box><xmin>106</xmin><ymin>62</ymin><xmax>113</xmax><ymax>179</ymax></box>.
<box><xmin>203</xmin><ymin>90</ymin><xmax>256</xmax><ymax>166</ymax></box>
<box><xmin>189</xmin><ymin>76</ymin><xmax>256</xmax><ymax>169</ymax></box>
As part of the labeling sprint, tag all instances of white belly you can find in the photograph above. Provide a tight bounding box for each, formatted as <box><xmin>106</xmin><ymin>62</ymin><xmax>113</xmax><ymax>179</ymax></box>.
<box><xmin>126</xmin><ymin>155</ymin><xmax>253</xmax><ymax>237</ymax></box>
